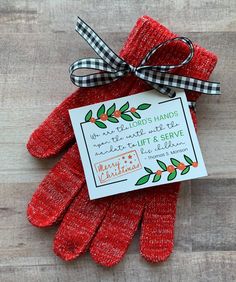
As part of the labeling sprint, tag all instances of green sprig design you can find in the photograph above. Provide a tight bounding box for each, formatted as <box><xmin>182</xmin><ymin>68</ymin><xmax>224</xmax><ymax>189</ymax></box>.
<box><xmin>84</xmin><ymin>102</ymin><xmax>151</xmax><ymax>128</ymax></box>
<box><xmin>135</xmin><ymin>155</ymin><xmax>198</xmax><ymax>186</ymax></box>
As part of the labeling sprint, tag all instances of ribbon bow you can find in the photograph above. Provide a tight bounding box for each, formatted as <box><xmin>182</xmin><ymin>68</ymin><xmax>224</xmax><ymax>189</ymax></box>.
<box><xmin>69</xmin><ymin>17</ymin><xmax>220</xmax><ymax>98</ymax></box>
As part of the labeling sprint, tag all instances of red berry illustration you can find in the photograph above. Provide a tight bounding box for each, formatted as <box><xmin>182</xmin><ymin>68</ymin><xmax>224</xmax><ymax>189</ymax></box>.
<box><xmin>90</xmin><ymin>117</ymin><xmax>96</xmax><ymax>123</ymax></box>
<box><xmin>100</xmin><ymin>114</ymin><xmax>108</xmax><ymax>121</ymax></box>
<box><xmin>155</xmin><ymin>170</ymin><xmax>162</xmax><ymax>176</ymax></box>
<box><xmin>114</xmin><ymin>110</ymin><xmax>121</xmax><ymax>118</ymax></box>
<box><xmin>192</xmin><ymin>162</ymin><xmax>198</xmax><ymax>168</ymax></box>
<box><xmin>167</xmin><ymin>165</ymin><xmax>175</xmax><ymax>173</ymax></box>
<box><xmin>130</xmin><ymin>107</ymin><xmax>136</xmax><ymax>113</ymax></box>
<box><xmin>177</xmin><ymin>163</ymin><xmax>186</xmax><ymax>171</ymax></box>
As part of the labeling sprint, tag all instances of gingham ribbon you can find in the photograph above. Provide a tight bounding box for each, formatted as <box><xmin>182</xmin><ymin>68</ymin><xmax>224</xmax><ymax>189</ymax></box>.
<box><xmin>69</xmin><ymin>17</ymin><xmax>220</xmax><ymax>98</ymax></box>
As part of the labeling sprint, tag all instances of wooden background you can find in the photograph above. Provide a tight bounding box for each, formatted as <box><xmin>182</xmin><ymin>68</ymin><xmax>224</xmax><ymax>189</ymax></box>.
<box><xmin>0</xmin><ymin>1</ymin><xmax>236</xmax><ymax>281</ymax></box>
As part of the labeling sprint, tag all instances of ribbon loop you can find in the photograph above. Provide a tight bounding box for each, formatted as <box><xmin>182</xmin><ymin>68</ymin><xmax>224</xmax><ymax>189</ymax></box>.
<box><xmin>140</xmin><ymin>36</ymin><xmax>194</xmax><ymax>71</ymax></box>
<box><xmin>70</xmin><ymin>17</ymin><xmax>220</xmax><ymax>96</ymax></box>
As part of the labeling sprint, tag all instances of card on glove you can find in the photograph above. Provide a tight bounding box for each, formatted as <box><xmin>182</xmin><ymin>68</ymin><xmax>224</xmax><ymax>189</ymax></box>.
<box><xmin>69</xmin><ymin>89</ymin><xmax>207</xmax><ymax>199</ymax></box>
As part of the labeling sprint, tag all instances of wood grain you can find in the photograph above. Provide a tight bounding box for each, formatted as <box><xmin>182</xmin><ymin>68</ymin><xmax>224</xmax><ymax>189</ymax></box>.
<box><xmin>0</xmin><ymin>0</ymin><xmax>235</xmax><ymax>33</ymax></box>
<box><xmin>0</xmin><ymin>252</ymin><xmax>235</xmax><ymax>282</ymax></box>
<box><xmin>0</xmin><ymin>0</ymin><xmax>235</xmax><ymax>281</ymax></box>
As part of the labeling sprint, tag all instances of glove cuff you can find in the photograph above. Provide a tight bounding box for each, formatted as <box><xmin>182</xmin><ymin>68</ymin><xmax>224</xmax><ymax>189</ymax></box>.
<box><xmin>120</xmin><ymin>15</ymin><xmax>218</xmax><ymax>102</ymax></box>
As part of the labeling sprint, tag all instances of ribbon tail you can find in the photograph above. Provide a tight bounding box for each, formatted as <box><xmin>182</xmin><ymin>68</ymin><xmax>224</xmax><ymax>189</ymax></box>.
<box><xmin>76</xmin><ymin>17</ymin><xmax>127</xmax><ymax>70</ymax></box>
<box><xmin>138</xmin><ymin>71</ymin><xmax>221</xmax><ymax>95</ymax></box>
<box><xmin>145</xmin><ymin>81</ymin><xmax>176</xmax><ymax>98</ymax></box>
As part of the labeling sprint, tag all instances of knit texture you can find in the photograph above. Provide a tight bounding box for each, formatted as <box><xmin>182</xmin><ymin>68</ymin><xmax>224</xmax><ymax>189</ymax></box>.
<box><xmin>27</xmin><ymin>16</ymin><xmax>218</xmax><ymax>266</ymax></box>
<box><xmin>140</xmin><ymin>184</ymin><xmax>180</xmax><ymax>262</ymax></box>
<box><xmin>53</xmin><ymin>185</ymin><xmax>111</xmax><ymax>260</ymax></box>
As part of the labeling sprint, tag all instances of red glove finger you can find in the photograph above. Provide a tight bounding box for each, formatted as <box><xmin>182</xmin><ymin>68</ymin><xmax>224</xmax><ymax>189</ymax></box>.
<box><xmin>53</xmin><ymin>185</ymin><xmax>111</xmax><ymax>261</ymax></box>
<box><xmin>89</xmin><ymin>191</ymin><xmax>145</xmax><ymax>267</ymax></box>
<box><xmin>140</xmin><ymin>184</ymin><xmax>180</xmax><ymax>262</ymax></box>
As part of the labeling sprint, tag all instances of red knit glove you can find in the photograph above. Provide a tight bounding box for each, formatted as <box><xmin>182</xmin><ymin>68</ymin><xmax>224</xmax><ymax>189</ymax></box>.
<box><xmin>27</xmin><ymin>16</ymin><xmax>217</xmax><ymax>266</ymax></box>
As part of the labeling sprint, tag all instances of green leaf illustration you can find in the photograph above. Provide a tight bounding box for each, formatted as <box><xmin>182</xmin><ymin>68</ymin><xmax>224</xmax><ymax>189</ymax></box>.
<box><xmin>107</xmin><ymin>117</ymin><xmax>118</xmax><ymax>123</ymax></box>
<box><xmin>171</xmin><ymin>158</ymin><xmax>180</xmax><ymax>167</ymax></box>
<box><xmin>135</xmin><ymin>174</ymin><xmax>150</xmax><ymax>186</ymax></box>
<box><xmin>85</xmin><ymin>110</ymin><xmax>92</xmax><ymax>122</ymax></box>
<box><xmin>153</xmin><ymin>174</ymin><xmax>161</xmax><ymax>182</ymax></box>
<box><xmin>95</xmin><ymin>120</ymin><xmax>107</xmax><ymax>129</ymax></box>
<box><xmin>181</xmin><ymin>166</ymin><xmax>190</xmax><ymax>175</ymax></box>
<box><xmin>121</xmin><ymin>113</ymin><xmax>133</xmax><ymax>121</ymax></box>
<box><xmin>97</xmin><ymin>104</ymin><xmax>105</xmax><ymax>118</ymax></box>
<box><xmin>137</xmin><ymin>103</ymin><xmax>151</xmax><ymax>110</ymax></box>
<box><xmin>119</xmin><ymin>102</ymin><xmax>129</xmax><ymax>113</ymax></box>
<box><xmin>144</xmin><ymin>167</ymin><xmax>153</xmax><ymax>174</ymax></box>
<box><xmin>131</xmin><ymin>112</ymin><xmax>141</xmax><ymax>119</ymax></box>
<box><xmin>184</xmin><ymin>155</ymin><xmax>193</xmax><ymax>165</ymax></box>
<box><xmin>107</xmin><ymin>103</ymin><xmax>116</xmax><ymax>116</ymax></box>
<box><xmin>167</xmin><ymin>169</ymin><xmax>177</xmax><ymax>181</ymax></box>
<box><xmin>157</xmin><ymin>159</ymin><xmax>167</xmax><ymax>171</ymax></box>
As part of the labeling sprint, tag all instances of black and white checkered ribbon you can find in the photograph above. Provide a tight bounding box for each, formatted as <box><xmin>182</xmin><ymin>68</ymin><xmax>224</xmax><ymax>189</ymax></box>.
<box><xmin>69</xmin><ymin>17</ymin><xmax>220</xmax><ymax>98</ymax></box>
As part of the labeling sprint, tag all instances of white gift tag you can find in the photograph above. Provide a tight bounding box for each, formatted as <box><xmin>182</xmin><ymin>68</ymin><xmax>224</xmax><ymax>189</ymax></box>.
<box><xmin>69</xmin><ymin>89</ymin><xmax>207</xmax><ymax>199</ymax></box>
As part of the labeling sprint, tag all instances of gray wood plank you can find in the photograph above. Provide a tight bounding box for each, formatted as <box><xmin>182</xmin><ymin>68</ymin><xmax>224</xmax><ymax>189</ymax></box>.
<box><xmin>0</xmin><ymin>252</ymin><xmax>235</xmax><ymax>282</ymax></box>
<box><xmin>191</xmin><ymin>179</ymin><xmax>236</xmax><ymax>251</ymax></box>
<box><xmin>0</xmin><ymin>0</ymin><xmax>235</xmax><ymax>34</ymax></box>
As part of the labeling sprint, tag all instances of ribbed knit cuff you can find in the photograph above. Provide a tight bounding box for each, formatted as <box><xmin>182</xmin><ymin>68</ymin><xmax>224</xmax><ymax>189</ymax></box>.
<box><xmin>120</xmin><ymin>16</ymin><xmax>218</xmax><ymax>101</ymax></box>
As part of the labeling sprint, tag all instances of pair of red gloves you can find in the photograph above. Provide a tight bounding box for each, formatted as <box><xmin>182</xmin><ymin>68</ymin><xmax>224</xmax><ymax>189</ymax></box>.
<box><xmin>27</xmin><ymin>16</ymin><xmax>217</xmax><ymax>267</ymax></box>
